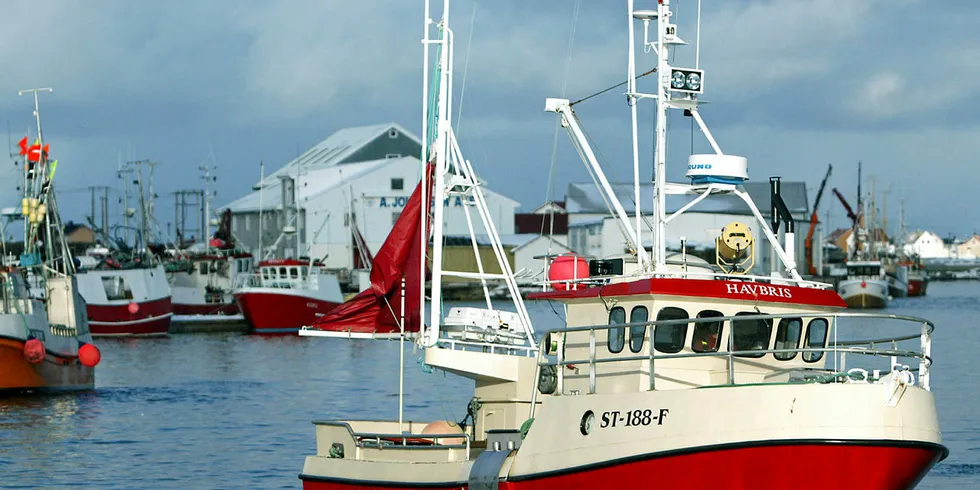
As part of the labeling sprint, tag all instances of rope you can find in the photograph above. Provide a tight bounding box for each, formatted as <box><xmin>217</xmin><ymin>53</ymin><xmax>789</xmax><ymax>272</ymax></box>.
<box><xmin>570</xmin><ymin>68</ymin><xmax>657</xmax><ymax>107</ymax></box>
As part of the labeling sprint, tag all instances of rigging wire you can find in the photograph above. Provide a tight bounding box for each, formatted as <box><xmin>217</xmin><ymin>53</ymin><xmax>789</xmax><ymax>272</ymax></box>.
<box><xmin>542</xmin><ymin>0</ymin><xmax>582</xmax><ymax>240</ymax></box>
<box><xmin>453</xmin><ymin>0</ymin><xmax>478</xmax><ymax>134</ymax></box>
<box><xmin>570</xmin><ymin>67</ymin><xmax>656</xmax><ymax>107</ymax></box>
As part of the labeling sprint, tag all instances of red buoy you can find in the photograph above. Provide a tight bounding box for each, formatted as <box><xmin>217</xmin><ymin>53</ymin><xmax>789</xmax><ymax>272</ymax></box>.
<box><xmin>127</xmin><ymin>301</ymin><xmax>139</xmax><ymax>314</ymax></box>
<box><xmin>549</xmin><ymin>254</ymin><xmax>590</xmax><ymax>291</ymax></box>
<box><xmin>78</xmin><ymin>343</ymin><xmax>101</xmax><ymax>368</ymax></box>
<box><xmin>23</xmin><ymin>338</ymin><xmax>44</xmax><ymax>364</ymax></box>
<box><xmin>861</xmin><ymin>281</ymin><xmax>867</xmax><ymax>288</ymax></box>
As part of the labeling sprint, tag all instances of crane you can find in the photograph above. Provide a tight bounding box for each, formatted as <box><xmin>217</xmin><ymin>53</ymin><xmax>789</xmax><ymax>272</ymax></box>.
<box><xmin>805</xmin><ymin>164</ymin><xmax>833</xmax><ymax>275</ymax></box>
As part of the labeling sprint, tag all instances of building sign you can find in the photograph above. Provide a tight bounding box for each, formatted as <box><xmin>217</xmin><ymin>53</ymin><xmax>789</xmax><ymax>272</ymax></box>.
<box><xmin>376</xmin><ymin>196</ymin><xmax>474</xmax><ymax>209</ymax></box>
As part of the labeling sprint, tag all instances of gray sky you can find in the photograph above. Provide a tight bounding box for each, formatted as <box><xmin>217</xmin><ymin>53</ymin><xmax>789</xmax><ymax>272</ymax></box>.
<box><xmin>1</xmin><ymin>0</ymin><xmax>976</xmax><ymax>242</ymax></box>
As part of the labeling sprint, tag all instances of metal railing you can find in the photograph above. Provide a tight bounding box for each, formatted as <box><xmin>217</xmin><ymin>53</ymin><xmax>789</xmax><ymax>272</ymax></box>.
<box><xmin>314</xmin><ymin>421</ymin><xmax>472</xmax><ymax>459</ymax></box>
<box><xmin>528</xmin><ymin>311</ymin><xmax>934</xmax><ymax>411</ymax></box>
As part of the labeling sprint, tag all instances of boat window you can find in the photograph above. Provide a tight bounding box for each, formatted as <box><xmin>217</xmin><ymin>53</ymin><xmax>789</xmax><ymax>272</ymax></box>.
<box><xmin>101</xmin><ymin>276</ymin><xmax>134</xmax><ymax>301</ymax></box>
<box><xmin>732</xmin><ymin>312</ymin><xmax>773</xmax><ymax>358</ymax></box>
<box><xmin>847</xmin><ymin>265</ymin><xmax>880</xmax><ymax>276</ymax></box>
<box><xmin>692</xmin><ymin>310</ymin><xmax>723</xmax><ymax>353</ymax></box>
<box><xmin>628</xmin><ymin>306</ymin><xmax>648</xmax><ymax>353</ymax></box>
<box><xmin>279</xmin><ymin>267</ymin><xmax>287</xmax><ymax>277</ymax></box>
<box><xmin>261</xmin><ymin>269</ymin><xmax>269</xmax><ymax>280</ymax></box>
<box><xmin>773</xmin><ymin>318</ymin><xmax>803</xmax><ymax>361</ymax></box>
<box><xmin>803</xmin><ymin>318</ymin><xmax>829</xmax><ymax>363</ymax></box>
<box><xmin>199</xmin><ymin>262</ymin><xmax>208</xmax><ymax>275</ymax></box>
<box><xmin>654</xmin><ymin>307</ymin><xmax>688</xmax><ymax>354</ymax></box>
<box><xmin>300</xmin><ymin>267</ymin><xmax>308</xmax><ymax>280</ymax></box>
<box><xmin>290</xmin><ymin>267</ymin><xmax>299</xmax><ymax>279</ymax></box>
<box><xmin>607</xmin><ymin>307</ymin><xmax>626</xmax><ymax>354</ymax></box>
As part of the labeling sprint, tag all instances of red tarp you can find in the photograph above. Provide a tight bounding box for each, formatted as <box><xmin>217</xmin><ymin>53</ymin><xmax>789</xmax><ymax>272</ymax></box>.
<box><xmin>308</xmin><ymin>164</ymin><xmax>432</xmax><ymax>335</ymax></box>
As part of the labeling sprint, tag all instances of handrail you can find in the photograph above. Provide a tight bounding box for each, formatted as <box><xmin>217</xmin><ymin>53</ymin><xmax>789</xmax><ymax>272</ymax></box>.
<box><xmin>314</xmin><ymin>421</ymin><xmax>472</xmax><ymax>459</ymax></box>
<box><xmin>534</xmin><ymin>311</ymin><xmax>934</xmax><ymax>395</ymax></box>
<box><xmin>534</xmin><ymin>269</ymin><xmax>835</xmax><ymax>291</ymax></box>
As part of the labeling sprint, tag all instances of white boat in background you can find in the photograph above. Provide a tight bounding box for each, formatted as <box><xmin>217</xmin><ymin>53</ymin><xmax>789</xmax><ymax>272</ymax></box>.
<box><xmin>75</xmin><ymin>250</ymin><xmax>172</xmax><ymax>337</ymax></box>
<box><xmin>838</xmin><ymin>260</ymin><xmax>890</xmax><ymax>309</ymax></box>
<box><xmin>298</xmin><ymin>2</ymin><xmax>946</xmax><ymax>488</ymax></box>
<box><xmin>885</xmin><ymin>262</ymin><xmax>909</xmax><ymax>299</ymax></box>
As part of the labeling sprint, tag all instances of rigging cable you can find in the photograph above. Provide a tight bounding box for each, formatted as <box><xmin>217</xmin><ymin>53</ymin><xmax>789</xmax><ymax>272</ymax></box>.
<box><xmin>453</xmin><ymin>0</ymin><xmax>478</xmax><ymax>134</ymax></box>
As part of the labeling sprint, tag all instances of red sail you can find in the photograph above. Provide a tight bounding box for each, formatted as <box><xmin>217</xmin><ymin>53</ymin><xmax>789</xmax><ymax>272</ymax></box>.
<box><xmin>308</xmin><ymin>164</ymin><xmax>432</xmax><ymax>336</ymax></box>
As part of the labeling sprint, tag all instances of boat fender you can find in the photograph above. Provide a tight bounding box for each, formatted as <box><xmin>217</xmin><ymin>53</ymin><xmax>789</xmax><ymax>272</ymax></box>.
<box><xmin>23</xmin><ymin>338</ymin><xmax>44</xmax><ymax>364</ymax></box>
<box><xmin>519</xmin><ymin>418</ymin><xmax>533</xmax><ymax>440</ymax></box>
<box><xmin>328</xmin><ymin>442</ymin><xmax>344</xmax><ymax>459</ymax></box>
<box><xmin>537</xmin><ymin>365</ymin><xmax>557</xmax><ymax>395</ymax></box>
<box><xmin>78</xmin><ymin>343</ymin><xmax>101</xmax><ymax>368</ymax></box>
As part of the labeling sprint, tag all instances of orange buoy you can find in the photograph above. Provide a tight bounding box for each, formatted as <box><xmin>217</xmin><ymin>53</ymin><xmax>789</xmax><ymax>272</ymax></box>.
<box><xmin>127</xmin><ymin>302</ymin><xmax>139</xmax><ymax>314</ymax></box>
<box><xmin>78</xmin><ymin>343</ymin><xmax>101</xmax><ymax>367</ymax></box>
<box><xmin>23</xmin><ymin>338</ymin><xmax>45</xmax><ymax>364</ymax></box>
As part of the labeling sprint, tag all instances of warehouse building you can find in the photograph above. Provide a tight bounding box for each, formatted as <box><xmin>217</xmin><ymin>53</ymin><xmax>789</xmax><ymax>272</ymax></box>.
<box><xmin>222</xmin><ymin>123</ymin><xmax>518</xmax><ymax>270</ymax></box>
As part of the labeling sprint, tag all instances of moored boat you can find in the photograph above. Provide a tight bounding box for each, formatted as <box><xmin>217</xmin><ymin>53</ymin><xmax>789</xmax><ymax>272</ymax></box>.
<box><xmin>76</xmin><ymin>261</ymin><xmax>172</xmax><ymax>337</ymax></box>
<box><xmin>298</xmin><ymin>1</ymin><xmax>945</xmax><ymax>488</ymax></box>
<box><xmin>839</xmin><ymin>261</ymin><xmax>890</xmax><ymax>309</ymax></box>
<box><xmin>2</xmin><ymin>89</ymin><xmax>101</xmax><ymax>393</ymax></box>
<box><xmin>233</xmin><ymin>259</ymin><xmax>343</xmax><ymax>334</ymax></box>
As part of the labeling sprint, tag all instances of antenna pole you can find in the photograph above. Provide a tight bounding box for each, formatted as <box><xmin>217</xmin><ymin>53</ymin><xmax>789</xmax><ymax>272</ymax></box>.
<box><xmin>653</xmin><ymin>0</ymin><xmax>670</xmax><ymax>272</ymax></box>
<box><xmin>258</xmin><ymin>161</ymin><xmax>264</xmax><ymax>259</ymax></box>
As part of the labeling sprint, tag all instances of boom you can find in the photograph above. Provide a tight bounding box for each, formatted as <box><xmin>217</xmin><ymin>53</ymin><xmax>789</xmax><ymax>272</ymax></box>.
<box><xmin>805</xmin><ymin>164</ymin><xmax>832</xmax><ymax>275</ymax></box>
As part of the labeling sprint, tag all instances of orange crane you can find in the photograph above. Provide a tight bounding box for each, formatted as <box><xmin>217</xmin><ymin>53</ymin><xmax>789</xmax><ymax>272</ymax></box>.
<box><xmin>805</xmin><ymin>164</ymin><xmax>833</xmax><ymax>275</ymax></box>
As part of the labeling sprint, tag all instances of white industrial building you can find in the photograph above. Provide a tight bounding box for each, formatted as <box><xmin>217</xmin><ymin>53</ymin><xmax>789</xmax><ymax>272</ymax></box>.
<box><xmin>563</xmin><ymin>181</ymin><xmax>815</xmax><ymax>276</ymax></box>
<box><xmin>222</xmin><ymin>123</ymin><xmax>518</xmax><ymax>270</ymax></box>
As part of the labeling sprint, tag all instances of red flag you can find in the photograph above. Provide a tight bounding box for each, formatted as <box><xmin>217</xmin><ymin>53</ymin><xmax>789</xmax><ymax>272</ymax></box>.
<box><xmin>26</xmin><ymin>142</ymin><xmax>49</xmax><ymax>163</ymax></box>
<box><xmin>17</xmin><ymin>136</ymin><xmax>27</xmax><ymax>155</ymax></box>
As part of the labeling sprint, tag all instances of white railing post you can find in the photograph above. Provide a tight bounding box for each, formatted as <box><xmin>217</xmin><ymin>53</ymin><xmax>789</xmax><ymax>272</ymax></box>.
<box><xmin>589</xmin><ymin>329</ymin><xmax>596</xmax><ymax>394</ymax></box>
<box><xmin>920</xmin><ymin>321</ymin><xmax>931</xmax><ymax>390</ymax></box>
<box><xmin>648</xmin><ymin>322</ymin><xmax>656</xmax><ymax>391</ymax></box>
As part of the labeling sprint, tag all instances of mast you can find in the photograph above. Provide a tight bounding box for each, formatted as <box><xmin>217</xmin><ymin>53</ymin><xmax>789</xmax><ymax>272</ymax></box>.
<box><xmin>258</xmin><ymin>161</ymin><xmax>264</xmax><ymax>258</ymax></box>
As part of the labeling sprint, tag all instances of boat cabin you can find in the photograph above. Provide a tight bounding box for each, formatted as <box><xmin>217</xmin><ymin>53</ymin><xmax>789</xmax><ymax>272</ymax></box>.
<box><xmin>254</xmin><ymin>259</ymin><xmax>322</xmax><ymax>289</ymax></box>
<box><xmin>531</xmin><ymin>278</ymin><xmax>845</xmax><ymax>395</ymax></box>
<box><xmin>846</xmin><ymin>261</ymin><xmax>883</xmax><ymax>278</ymax></box>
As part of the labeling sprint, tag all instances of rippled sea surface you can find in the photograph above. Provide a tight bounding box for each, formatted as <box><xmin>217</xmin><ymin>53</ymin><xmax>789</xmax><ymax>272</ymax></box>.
<box><xmin>1</xmin><ymin>285</ymin><xmax>977</xmax><ymax>489</ymax></box>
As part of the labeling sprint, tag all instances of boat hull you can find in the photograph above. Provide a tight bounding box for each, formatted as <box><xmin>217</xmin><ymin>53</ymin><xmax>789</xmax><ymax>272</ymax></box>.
<box><xmin>0</xmin><ymin>337</ymin><xmax>94</xmax><ymax>393</ymax></box>
<box><xmin>908</xmin><ymin>278</ymin><xmax>928</xmax><ymax>297</ymax></box>
<box><xmin>234</xmin><ymin>289</ymin><xmax>341</xmax><ymax>335</ymax></box>
<box><xmin>838</xmin><ymin>279</ymin><xmax>889</xmax><ymax>309</ymax></box>
<box><xmin>301</xmin><ymin>440</ymin><xmax>945</xmax><ymax>490</ymax></box>
<box><xmin>87</xmin><ymin>296</ymin><xmax>173</xmax><ymax>336</ymax></box>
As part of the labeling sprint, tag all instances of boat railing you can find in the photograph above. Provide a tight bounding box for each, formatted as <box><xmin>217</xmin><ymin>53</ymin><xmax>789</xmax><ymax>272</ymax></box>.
<box><xmin>530</xmin><ymin>311</ymin><xmax>933</xmax><ymax>406</ymax></box>
<box><xmin>313</xmin><ymin>420</ymin><xmax>472</xmax><ymax>460</ymax></box>
<box><xmin>435</xmin><ymin>334</ymin><xmax>538</xmax><ymax>357</ymax></box>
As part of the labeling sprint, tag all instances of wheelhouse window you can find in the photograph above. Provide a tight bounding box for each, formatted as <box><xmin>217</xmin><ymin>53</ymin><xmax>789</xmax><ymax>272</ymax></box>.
<box><xmin>732</xmin><ymin>312</ymin><xmax>773</xmax><ymax>358</ymax></box>
<box><xmin>803</xmin><ymin>318</ymin><xmax>829</xmax><ymax>362</ymax></box>
<box><xmin>607</xmin><ymin>307</ymin><xmax>626</xmax><ymax>354</ymax></box>
<box><xmin>773</xmin><ymin>317</ymin><xmax>803</xmax><ymax>361</ymax></box>
<box><xmin>101</xmin><ymin>276</ymin><xmax>134</xmax><ymax>301</ymax></box>
<box><xmin>692</xmin><ymin>310</ymin><xmax>723</xmax><ymax>353</ymax></box>
<box><xmin>654</xmin><ymin>307</ymin><xmax>688</xmax><ymax>354</ymax></box>
<box><xmin>391</xmin><ymin>178</ymin><xmax>404</xmax><ymax>190</ymax></box>
<box><xmin>290</xmin><ymin>267</ymin><xmax>299</xmax><ymax>279</ymax></box>
<box><xmin>198</xmin><ymin>262</ymin><xmax>208</xmax><ymax>275</ymax></box>
<box><xmin>628</xmin><ymin>306</ymin><xmax>648</xmax><ymax>353</ymax></box>
<box><xmin>847</xmin><ymin>265</ymin><xmax>880</xmax><ymax>276</ymax></box>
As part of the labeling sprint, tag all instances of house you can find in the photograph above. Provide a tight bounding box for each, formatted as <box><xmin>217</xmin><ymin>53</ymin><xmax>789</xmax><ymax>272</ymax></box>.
<box><xmin>903</xmin><ymin>230</ymin><xmax>948</xmax><ymax>259</ymax></box>
<box><xmin>956</xmin><ymin>234</ymin><xmax>980</xmax><ymax>259</ymax></box>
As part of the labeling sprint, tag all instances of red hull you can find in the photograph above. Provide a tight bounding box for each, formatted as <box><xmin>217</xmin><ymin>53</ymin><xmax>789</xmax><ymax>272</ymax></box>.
<box><xmin>87</xmin><ymin>296</ymin><xmax>172</xmax><ymax>337</ymax></box>
<box><xmin>301</xmin><ymin>441</ymin><xmax>945</xmax><ymax>490</ymax></box>
<box><xmin>173</xmin><ymin>302</ymin><xmax>239</xmax><ymax>316</ymax></box>
<box><xmin>907</xmin><ymin>279</ymin><xmax>928</xmax><ymax>297</ymax></box>
<box><xmin>235</xmin><ymin>291</ymin><xmax>341</xmax><ymax>335</ymax></box>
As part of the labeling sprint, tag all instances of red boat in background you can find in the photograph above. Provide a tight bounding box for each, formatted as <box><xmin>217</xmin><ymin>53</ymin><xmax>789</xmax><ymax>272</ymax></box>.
<box><xmin>232</xmin><ymin>259</ymin><xmax>344</xmax><ymax>335</ymax></box>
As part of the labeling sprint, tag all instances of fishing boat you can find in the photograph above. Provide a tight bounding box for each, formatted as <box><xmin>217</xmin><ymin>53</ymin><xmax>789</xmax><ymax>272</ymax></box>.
<box><xmin>233</xmin><ymin>259</ymin><xmax>343</xmax><ymax>335</ymax></box>
<box><xmin>298</xmin><ymin>1</ymin><xmax>945</xmax><ymax>488</ymax></box>
<box><xmin>839</xmin><ymin>260</ymin><xmax>890</xmax><ymax>309</ymax></box>
<box><xmin>167</xmin><ymin>210</ymin><xmax>253</xmax><ymax>319</ymax></box>
<box><xmin>1</xmin><ymin>88</ymin><xmax>100</xmax><ymax>393</ymax></box>
<box><xmin>906</xmin><ymin>262</ymin><xmax>929</xmax><ymax>297</ymax></box>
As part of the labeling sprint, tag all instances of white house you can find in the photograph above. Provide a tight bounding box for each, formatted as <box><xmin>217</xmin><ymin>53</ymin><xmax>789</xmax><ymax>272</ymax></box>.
<box><xmin>903</xmin><ymin>230</ymin><xmax>948</xmax><ymax>259</ymax></box>
<box><xmin>222</xmin><ymin>123</ymin><xmax>519</xmax><ymax>269</ymax></box>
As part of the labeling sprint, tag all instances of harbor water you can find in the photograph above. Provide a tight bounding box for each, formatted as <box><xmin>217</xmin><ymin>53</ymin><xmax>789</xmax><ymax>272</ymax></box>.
<box><xmin>1</xmin><ymin>283</ymin><xmax>978</xmax><ymax>489</ymax></box>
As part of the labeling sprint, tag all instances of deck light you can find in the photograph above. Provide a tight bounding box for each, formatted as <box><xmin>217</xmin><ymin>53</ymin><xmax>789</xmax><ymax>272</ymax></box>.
<box><xmin>669</xmin><ymin>68</ymin><xmax>704</xmax><ymax>94</ymax></box>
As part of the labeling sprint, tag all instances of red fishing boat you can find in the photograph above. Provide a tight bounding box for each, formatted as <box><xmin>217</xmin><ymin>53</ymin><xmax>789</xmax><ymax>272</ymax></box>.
<box><xmin>298</xmin><ymin>2</ymin><xmax>945</xmax><ymax>488</ymax></box>
<box><xmin>233</xmin><ymin>259</ymin><xmax>344</xmax><ymax>335</ymax></box>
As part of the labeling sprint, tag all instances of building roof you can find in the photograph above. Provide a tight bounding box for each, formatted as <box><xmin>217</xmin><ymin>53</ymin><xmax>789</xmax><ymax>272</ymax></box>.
<box><xmin>224</xmin><ymin>157</ymin><xmax>414</xmax><ymax>212</ymax></box>
<box><xmin>259</xmin><ymin>122</ymin><xmax>421</xmax><ymax>186</ymax></box>
<box><xmin>564</xmin><ymin>181</ymin><xmax>810</xmax><ymax>220</ymax></box>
